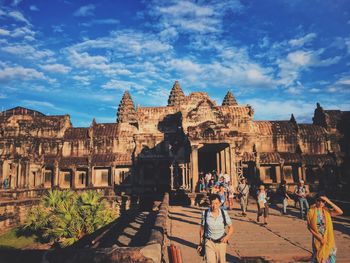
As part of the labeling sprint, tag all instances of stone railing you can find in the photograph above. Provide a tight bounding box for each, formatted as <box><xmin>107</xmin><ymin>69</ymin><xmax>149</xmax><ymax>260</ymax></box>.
<box><xmin>0</xmin><ymin>192</ymin><xmax>170</xmax><ymax>263</ymax></box>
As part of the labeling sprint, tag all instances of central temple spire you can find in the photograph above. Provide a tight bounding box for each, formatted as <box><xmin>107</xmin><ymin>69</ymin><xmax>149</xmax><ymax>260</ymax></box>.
<box><xmin>116</xmin><ymin>91</ymin><xmax>138</xmax><ymax>123</ymax></box>
<box><xmin>168</xmin><ymin>81</ymin><xmax>185</xmax><ymax>106</ymax></box>
<box><xmin>222</xmin><ymin>90</ymin><xmax>238</xmax><ymax>106</ymax></box>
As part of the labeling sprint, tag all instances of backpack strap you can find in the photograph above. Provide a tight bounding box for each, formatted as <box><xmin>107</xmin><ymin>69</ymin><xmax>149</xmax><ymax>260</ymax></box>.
<box><xmin>220</xmin><ymin>208</ymin><xmax>227</xmax><ymax>227</ymax></box>
<box><xmin>204</xmin><ymin>209</ymin><xmax>209</xmax><ymax>236</ymax></box>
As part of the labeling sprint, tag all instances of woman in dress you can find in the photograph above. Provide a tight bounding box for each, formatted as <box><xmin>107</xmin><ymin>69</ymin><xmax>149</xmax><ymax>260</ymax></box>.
<box><xmin>307</xmin><ymin>194</ymin><xmax>343</xmax><ymax>263</ymax></box>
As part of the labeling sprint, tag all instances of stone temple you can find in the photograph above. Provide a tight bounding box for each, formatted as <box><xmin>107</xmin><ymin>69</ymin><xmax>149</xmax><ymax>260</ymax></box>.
<box><xmin>0</xmin><ymin>81</ymin><xmax>349</xmax><ymax>194</ymax></box>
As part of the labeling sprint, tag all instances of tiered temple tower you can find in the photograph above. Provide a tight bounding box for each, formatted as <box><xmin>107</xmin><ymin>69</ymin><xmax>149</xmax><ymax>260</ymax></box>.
<box><xmin>222</xmin><ymin>90</ymin><xmax>238</xmax><ymax>106</ymax></box>
<box><xmin>116</xmin><ymin>91</ymin><xmax>138</xmax><ymax>123</ymax></box>
<box><xmin>167</xmin><ymin>81</ymin><xmax>186</xmax><ymax>106</ymax></box>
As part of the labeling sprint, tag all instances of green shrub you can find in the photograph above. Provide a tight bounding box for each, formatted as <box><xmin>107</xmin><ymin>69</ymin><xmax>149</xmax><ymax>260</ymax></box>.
<box><xmin>23</xmin><ymin>190</ymin><xmax>117</xmax><ymax>247</ymax></box>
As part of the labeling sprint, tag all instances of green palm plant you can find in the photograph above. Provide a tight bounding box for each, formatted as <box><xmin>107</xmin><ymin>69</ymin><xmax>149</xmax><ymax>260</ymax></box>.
<box><xmin>23</xmin><ymin>189</ymin><xmax>117</xmax><ymax>247</ymax></box>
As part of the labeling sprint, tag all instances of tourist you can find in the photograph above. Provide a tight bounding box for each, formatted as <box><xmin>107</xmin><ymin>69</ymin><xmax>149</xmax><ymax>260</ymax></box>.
<box><xmin>218</xmin><ymin>184</ymin><xmax>227</xmax><ymax>209</ymax></box>
<box><xmin>199</xmin><ymin>177</ymin><xmax>206</xmax><ymax>192</ymax></box>
<box><xmin>256</xmin><ymin>184</ymin><xmax>269</xmax><ymax>224</ymax></box>
<box><xmin>198</xmin><ymin>194</ymin><xmax>234</xmax><ymax>263</ymax></box>
<box><xmin>295</xmin><ymin>180</ymin><xmax>309</xmax><ymax>219</ymax></box>
<box><xmin>222</xmin><ymin>173</ymin><xmax>230</xmax><ymax>184</ymax></box>
<box><xmin>205</xmin><ymin>172</ymin><xmax>212</xmax><ymax>191</ymax></box>
<box><xmin>279</xmin><ymin>180</ymin><xmax>291</xmax><ymax>215</ymax></box>
<box><xmin>227</xmin><ymin>181</ymin><xmax>235</xmax><ymax>210</ymax></box>
<box><xmin>307</xmin><ymin>194</ymin><xmax>343</xmax><ymax>263</ymax></box>
<box><xmin>237</xmin><ymin>178</ymin><xmax>250</xmax><ymax>216</ymax></box>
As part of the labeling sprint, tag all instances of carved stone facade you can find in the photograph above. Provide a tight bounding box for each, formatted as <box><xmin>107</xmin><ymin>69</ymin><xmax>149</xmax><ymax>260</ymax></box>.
<box><xmin>0</xmin><ymin>82</ymin><xmax>349</xmax><ymax>193</ymax></box>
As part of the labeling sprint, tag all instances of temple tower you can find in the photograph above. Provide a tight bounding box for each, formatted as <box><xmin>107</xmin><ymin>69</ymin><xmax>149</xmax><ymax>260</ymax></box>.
<box><xmin>168</xmin><ymin>81</ymin><xmax>186</xmax><ymax>106</ymax></box>
<box><xmin>116</xmin><ymin>91</ymin><xmax>138</xmax><ymax>123</ymax></box>
<box><xmin>222</xmin><ymin>90</ymin><xmax>238</xmax><ymax>106</ymax></box>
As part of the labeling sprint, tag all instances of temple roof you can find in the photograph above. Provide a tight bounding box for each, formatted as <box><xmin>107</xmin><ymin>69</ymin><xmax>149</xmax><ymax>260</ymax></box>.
<box><xmin>303</xmin><ymin>154</ymin><xmax>336</xmax><ymax>166</ymax></box>
<box><xmin>222</xmin><ymin>90</ymin><xmax>238</xmax><ymax>106</ymax></box>
<box><xmin>93</xmin><ymin>123</ymin><xmax>118</xmax><ymax>137</ymax></box>
<box><xmin>64</xmin><ymin>127</ymin><xmax>89</xmax><ymax>140</ymax></box>
<box><xmin>0</xmin><ymin>106</ymin><xmax>45</xmax><ymax>118</ymax></box>
<box><xmin>298</xmin><ymin>124</ymin><xmax>327</xmax><ymax>137</ymax></box>
<box><xmin>254</xmin><ymin>121</ymin><xmax>297</xmax><ymax>135</ymax></box>
<box><xmin>168</xmin><ymin>81</ymin><xmax>186</xmax><ymax>106</ymax></box>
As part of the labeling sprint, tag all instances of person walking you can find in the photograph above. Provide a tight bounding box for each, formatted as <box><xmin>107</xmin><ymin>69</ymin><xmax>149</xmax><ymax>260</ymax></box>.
<box><xmin>279</xmin><ymin>180</ymin><xmax>291</xmax><ymax>215</ymax></box>
<box><xmin>198</xmin><ymin>194</ymin><xmax>234</xmax><ymax>263</ymax></box>
<box><xmin>237</xmin><ymin>178</ymin><xmax>249</xmax><ymax>216</ymax></box>
<box><xmin>256</xmin><ymin>185</ymin><xmax>269</xmax><ymax>225</ymax></box>
<box><xmin>295</xmin><ymin>180</ymin><xmax>309</xmax><ymax>219</ymax></box>
<box><xmin>307</xmin><ymin>194</ymin><xmax>343</xmax><ymax>263</ymax></box>
<box><xmin>218</xmin><ymin>184</ymin><xmax>227</xmax><ymax>209</ymax></box>
<box><xmin>227</xmin><ymin>181</ymin><xmax>235</xmax><ymax>210</ymax></box>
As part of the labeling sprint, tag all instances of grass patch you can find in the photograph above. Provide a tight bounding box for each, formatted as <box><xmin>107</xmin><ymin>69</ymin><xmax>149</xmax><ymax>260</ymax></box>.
<box><xmin>0</xmin><ymin>228</ymin><xmax>37</xmax><ymax>249</ymax></box>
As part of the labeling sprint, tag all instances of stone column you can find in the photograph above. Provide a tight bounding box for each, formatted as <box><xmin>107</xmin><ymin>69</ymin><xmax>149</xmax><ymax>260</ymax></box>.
<box><xmin>170</xmin><ymin>164</ymin><xmax>174</xmax><ymax>190</ymax></box>
<box><xmin>216</xmin><ymin>152</ymin><xmax>220</xmax><ymax>173</ymax></box>
<box><xmin>298</xmin><ymin>166</ymin><xmax>303</xmax><ymax>182</ymax></box>
<box><xmin>71</xmin><ymin>167</ymin><xmax>76</xmax><ymax>189</ymax></box>
<box><xmin>180</xmin><ymin>164</ymin><xmax>185</xmax><ymax>188</ymax></box>
<box><xmin>220</xmin><ymin>150</ymin><xmax>225</xmax><ymax>174</ymax></box>
<box><xmin>275</xmin><ymin>165</ymin><xmax>281</xmax><ymax>183</ymax></box>
<box><xmin>53</xmin><ymin>160</ymin><xmax>58</xmax><ymax>187</ymax></box>
<box><xmin>225</xmin><ymin>147</ymin><xmax>230</xmax><ymax>175</ymax></box>
<box><xmin>17</xmin><ymin>162</ymin><xmax>22</xmax><ymax>188</ymax></box>
<box><xmin>0</xmin><ymin>161</ymin><xmax>3</xmax><ymax>188</ymax></box>
<box><xmin>191</xmin><ymin>145</ymin><xmax>199</xmax><ymax>192</ymax></box>
<box><xmin>301</xmin><ymin>164</ymin><xmax>306</xmax><ymax>181</ymax></box>
<box><xmin>229</xmin><ymin>145</ymin><xmax>237</xmax><ymax>188</ymax></box>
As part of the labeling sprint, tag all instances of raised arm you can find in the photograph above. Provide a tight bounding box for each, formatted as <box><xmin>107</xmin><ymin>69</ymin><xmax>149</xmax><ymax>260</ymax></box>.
<box><xmin>321</xmin><ymin>196</ymin><xmax>343</xmax><ymax>217</ymax></box>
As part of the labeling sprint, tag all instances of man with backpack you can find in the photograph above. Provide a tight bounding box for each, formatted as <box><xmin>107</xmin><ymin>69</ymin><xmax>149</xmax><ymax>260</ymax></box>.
<box><xmin>197</xmin><ymin>194</ymin><xmax>234</xmax><ymax>263</ymax></box>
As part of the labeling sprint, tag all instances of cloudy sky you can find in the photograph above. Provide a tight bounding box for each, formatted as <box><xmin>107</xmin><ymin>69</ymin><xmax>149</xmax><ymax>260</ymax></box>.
<box><xmin>0</xmin><ymin>0</ymin><xmax>349</xmax><ymax>126</ymax></box>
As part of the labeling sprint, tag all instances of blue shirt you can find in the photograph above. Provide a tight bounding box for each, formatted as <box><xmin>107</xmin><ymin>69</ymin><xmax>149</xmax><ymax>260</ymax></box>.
<box><xmin>201</xmin><ymin>208</ymin><xmax>232</xmax><ymax>240</ymax></box>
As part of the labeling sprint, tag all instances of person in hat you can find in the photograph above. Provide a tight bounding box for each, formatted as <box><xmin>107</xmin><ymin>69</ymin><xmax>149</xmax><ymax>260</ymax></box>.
<box><xmin>307</xmin><ymin>194</ymin><xmax>343</xmax><ymax>263</ymax></box>
<box><xmin>295</xmin><ymin>180</ymin><xmax>309</xmax><ymax>219</ymax></box>
<box><xmin>256</xmin><ymin>184</ymin><xmax>269</xmax><ymax>224</ymax></box>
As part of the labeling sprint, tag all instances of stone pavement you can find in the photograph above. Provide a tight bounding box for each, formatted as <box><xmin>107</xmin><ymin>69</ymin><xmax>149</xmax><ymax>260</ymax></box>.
<box><xmin>167</xmin><ymin>199</ymin><xmax>350</xmax><ymax>263</ymax></box>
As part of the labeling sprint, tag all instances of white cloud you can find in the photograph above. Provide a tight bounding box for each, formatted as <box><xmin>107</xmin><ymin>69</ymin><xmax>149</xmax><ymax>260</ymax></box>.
<box><xmin>11</xmin><ymin>26</ymin><xmax>36</xmax><ymax>40</ymax></box>
<box><xmin>277</xmin><ymin>49</ymin><xmax>341</xmax><ymax>86</ymax></box>
<box><xmin>40</xmin><ymin>63</ymin><xmax>71</xmax><ymax>73</ymax></box>
<box><xmin>1</xmin><ymin>44</ymin><xmax>54</xmax><ymax>60</ymax></box>
<box><xmin>289</xmin><ymin>33</ymin><xmax>317</xmax><ymax>47</ymax></box>
<box><xmin>287</xmin><ymin>51</ymin><xmax>312</xmax><ymax>66</ymax></box>
<box><xmin>246</xmin><ymin>99</ymin><xmax>315</xmax><ymax>122</ymax></box>
<box><xmin>0</xmin><ymin>66</ymin><xmax>47</xmax><ymax>81</ymax></box>
<box><xmin>72</xmin><ymin>75</ymin><xmax>91</xmax><ymax>85</ymax></box>
<box><xmin>0</xmin><ymin>28</ymin><xmax>10</xmax><ymax>36</ymax></box>
<box><xmin>29</xmin><ymin>5</ymin><xmax>39</xmax><ymax>11</ymax></box>
<box><xmin>74</xmin><ymin>4</ymin><xmax>96</xmax><ymax>17</ymax></box>
<box><xmin>8</xmin><ymin>11</ymin><xmax>30</xmax><ymax>24</ymax></box>
<box><xmin>12</xmin><ymin>0</ymin><xmax>23</xmax><ymax>6</ymax></box>
<box><xmin>80</xmin><ymin>19</ymin><xmax>119</xmax><ymax>27</ymax></box>
<box><xmin>344</xmin><ymin>38</ymin><xmax>350</xmax><ymax>54</ymax></box>
<box><xmin>149</xmin><ymin>0</ymin><xmax>242</xmax><ymax>34</ymax></box>
<box><xmin>102</xmin><ymin>79</ymin><xmax>146</xmax><ymax>92</ymax></box>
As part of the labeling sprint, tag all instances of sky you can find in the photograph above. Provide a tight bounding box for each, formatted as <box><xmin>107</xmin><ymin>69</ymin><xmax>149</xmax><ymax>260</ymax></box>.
<box><xmin>0</xmin><ymin>0</ymin><xmax>349</xmax><ymax>127</ymax></box>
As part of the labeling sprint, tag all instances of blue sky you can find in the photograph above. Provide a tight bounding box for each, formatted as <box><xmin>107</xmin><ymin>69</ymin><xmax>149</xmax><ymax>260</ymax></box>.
<box><xmin>0</xmin><ymin>0</ymin><xmax>349</xmax><ymax>127</ymax></box>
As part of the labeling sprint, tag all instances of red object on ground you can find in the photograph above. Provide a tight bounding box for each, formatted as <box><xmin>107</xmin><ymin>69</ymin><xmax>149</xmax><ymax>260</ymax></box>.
<box><xmin>170</xmin><ymin>244</ymin><xmax>178</xmax><ymax>263</ymax></box>
<box><xmin>176</xmin><ymin>246</ymin><xmax>183</xmax><ymax>263</ymax></box>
